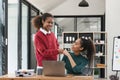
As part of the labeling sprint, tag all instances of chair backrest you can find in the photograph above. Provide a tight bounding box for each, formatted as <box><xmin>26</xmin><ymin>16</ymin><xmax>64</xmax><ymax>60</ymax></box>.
<box><xmin>82</xmin><ymin>68</ymin><xmax>93</xmax><ymax>76</ymax></box>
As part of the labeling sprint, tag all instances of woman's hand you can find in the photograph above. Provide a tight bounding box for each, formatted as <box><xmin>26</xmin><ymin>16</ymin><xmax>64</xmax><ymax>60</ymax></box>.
<box><xmin>63</xmin><ymin>49</ymin><xmax>70</xmax><ymax>56</ymax></box>
<box><xmin>58</xmin><ymin>49</ymin><xmax>64</xmax><ymax>53</ymax></box>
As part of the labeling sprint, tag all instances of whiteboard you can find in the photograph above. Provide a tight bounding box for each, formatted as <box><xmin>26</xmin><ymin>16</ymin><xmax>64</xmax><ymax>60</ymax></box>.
<box><xmin>112</xmin><ymin>37</ymin><xmax>120</xmax><ymax>71</ymax></box>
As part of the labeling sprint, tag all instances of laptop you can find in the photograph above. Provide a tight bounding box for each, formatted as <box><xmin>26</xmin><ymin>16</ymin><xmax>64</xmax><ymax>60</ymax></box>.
<box><xmin>42</xmin><ymin>60</ymin><xmax>66</xmax><ymax>76</ymax></box>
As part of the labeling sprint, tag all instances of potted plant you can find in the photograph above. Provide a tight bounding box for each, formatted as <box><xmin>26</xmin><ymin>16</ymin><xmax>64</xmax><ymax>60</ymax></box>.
<box><xmin>94</xmin><ymin>69</ymin><xmax>99</xmax><ymax>78</ymax></box>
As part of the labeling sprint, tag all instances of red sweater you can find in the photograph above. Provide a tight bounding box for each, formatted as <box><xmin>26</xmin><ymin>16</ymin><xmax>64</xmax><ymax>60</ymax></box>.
<box><xmin>34</xmin><ymin>31</ymin><xmax>59</xmax><ymax>66</ymax></box>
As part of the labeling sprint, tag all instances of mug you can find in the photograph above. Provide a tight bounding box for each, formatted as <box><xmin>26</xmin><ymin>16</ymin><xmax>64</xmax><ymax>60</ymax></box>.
<box><xmin>36</xmin><ymin>67</ymin><xmax>43</xmax><ymax>75</ymax></box>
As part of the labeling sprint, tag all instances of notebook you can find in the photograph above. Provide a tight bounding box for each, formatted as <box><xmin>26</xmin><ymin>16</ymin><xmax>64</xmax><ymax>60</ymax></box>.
<box><xmin>42</xmin><ymin>60</ymin><xmax>66</xmax><ymax>76</ymax></box>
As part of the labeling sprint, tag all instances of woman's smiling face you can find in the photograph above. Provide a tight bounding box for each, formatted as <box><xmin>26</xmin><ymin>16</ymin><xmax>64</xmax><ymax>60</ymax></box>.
<box><xmin>42</xmin><ymin>17</ymin><xmax>53</xmax><ymax>32</ymax></box>
<box><xmin>71</xmin><ymin>38</ymin><xmax>83</xmax><ymax>55</ymax></box>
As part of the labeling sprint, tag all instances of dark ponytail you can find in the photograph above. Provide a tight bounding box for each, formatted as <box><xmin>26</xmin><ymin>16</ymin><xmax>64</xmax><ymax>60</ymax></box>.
<box><xmin>31</xmin><ymin>15</ymin><xmax>41</xmax><ymax>31</ymax></box>
<box><xmin>80</xmin><ymin>37</ymin><xmax>95</xmax><ymax>67</ymax></box>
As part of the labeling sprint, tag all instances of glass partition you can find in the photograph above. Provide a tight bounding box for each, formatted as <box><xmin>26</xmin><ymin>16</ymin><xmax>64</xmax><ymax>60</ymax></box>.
<box><xmin>54</xmin><ymin>16</ymin><xmax>104</xmax><ymax>32</ymax></box>
<box><xmin>21</xmin><ymin>3</ymin><xmax>28</xmax><ymax>69</ymax></box>
<box><xmin>55</xmin><ymin>18</ymin><xmax>74</xmax><ymax>31</ymax></box>
<box><xmin>0</xmin><ymin>0</ymin><xmax>7</xmax><ymax>75</ymax></box>
<box><xmin>8</xmin><ymin>0</ymin><xmax>39</xmax><ymax>72</ymax></box>
<box><xmin>18</xmin><ymin>0</ymin><xmax>39</xmax><ymax>70</ymax></box>
<box><xmin>77</xmin><ymin>17</ymin><xmax>101</xmax><ymax>31</ymax></box>
<box><xmin>30</xmin><ymin>9</ymin><xmax>39</xmax><ymax>69</ymax></box>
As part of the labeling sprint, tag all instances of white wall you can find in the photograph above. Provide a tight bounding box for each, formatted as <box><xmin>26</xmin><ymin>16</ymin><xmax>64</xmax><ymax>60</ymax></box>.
<box><xmin>8</xmin><ymin>4</ymin><xmax>18</xmax><ymax>73</ymax></box>
<box><xmin>106</xmin><ymin>0</ymin><xmax>120</xmax><ymax>79</ymax></box>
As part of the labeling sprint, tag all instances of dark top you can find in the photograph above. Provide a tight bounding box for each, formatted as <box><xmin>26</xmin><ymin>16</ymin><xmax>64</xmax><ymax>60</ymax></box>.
<box><xmin>62</xmin><ymin>52</ymin><xmax>88</xmax><ymax>75</ymax></box>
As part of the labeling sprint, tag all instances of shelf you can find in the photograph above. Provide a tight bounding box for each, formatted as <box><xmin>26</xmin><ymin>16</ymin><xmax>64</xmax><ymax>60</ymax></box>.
<box><xmin>93</xmin><ymin>67</ymin><xmax>106</xmax><ymax>68</ymax></box>
<box><xmin>94</xmin><ymin>43</ymin><xmax>106</xmax><ymax>45</ymax></box>
<box><xmin>95</xmin><ymin>54</ymin><xmax>106</xmax><ymax>57</ymax></box>
<box><xmin>94</xmin><ymin>78</ymin><xmax>107</xmax><ymax>80</ymax></box>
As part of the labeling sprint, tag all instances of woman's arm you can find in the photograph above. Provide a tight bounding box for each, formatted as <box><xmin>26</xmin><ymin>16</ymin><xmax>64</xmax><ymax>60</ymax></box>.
<box><xmin>63</xmin><ymin>50</ymin><xmax>88</xmax><ymax>73</ymax></box>
<box><xmin>63</xmin><ymin>50</ymin><xmax>76</xmax><ymax>68</ymax></box>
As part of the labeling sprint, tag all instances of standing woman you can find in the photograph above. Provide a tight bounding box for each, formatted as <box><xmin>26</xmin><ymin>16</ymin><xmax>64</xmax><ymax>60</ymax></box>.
<box><xmin>33</xmin><ymin>13</ymin><xmax>63</xmax><ymax>67</ymax></box>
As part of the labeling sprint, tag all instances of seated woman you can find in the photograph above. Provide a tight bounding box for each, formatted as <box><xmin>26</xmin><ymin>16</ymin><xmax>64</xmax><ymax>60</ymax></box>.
<box><xmin>62</xmin><ymin>37</ymin><xmax>95</xmax><ymax>75</ymax></box>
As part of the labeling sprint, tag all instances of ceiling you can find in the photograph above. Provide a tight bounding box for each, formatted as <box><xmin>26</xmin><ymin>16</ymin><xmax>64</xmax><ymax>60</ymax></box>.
<box><xmin>26</xmin><ymin>0</ymin><xmax>105</xmax><ymax>15</ymax></box>
<box><xmin>27</xmin><ymin>0</ymin><xmax>105</xmax><ymax>31</ymax></box>
<box><xmin>26</xmin><ymin>0</ymin><xmax>67</xmax><ymax>12</ymax></box>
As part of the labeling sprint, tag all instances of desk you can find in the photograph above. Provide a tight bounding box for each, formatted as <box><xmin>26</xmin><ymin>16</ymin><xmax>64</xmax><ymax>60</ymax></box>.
<box><xmin>0</xmin><ymin>74</ymin><xmax>93</xmax><ymax>80</ymax></box>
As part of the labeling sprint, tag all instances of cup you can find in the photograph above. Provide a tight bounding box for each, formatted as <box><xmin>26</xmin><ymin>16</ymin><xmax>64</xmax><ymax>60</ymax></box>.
<box><xmin>36</xmin><ymin>67</ymin><xmax>43</xmax><ymax>75</ymax></box>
